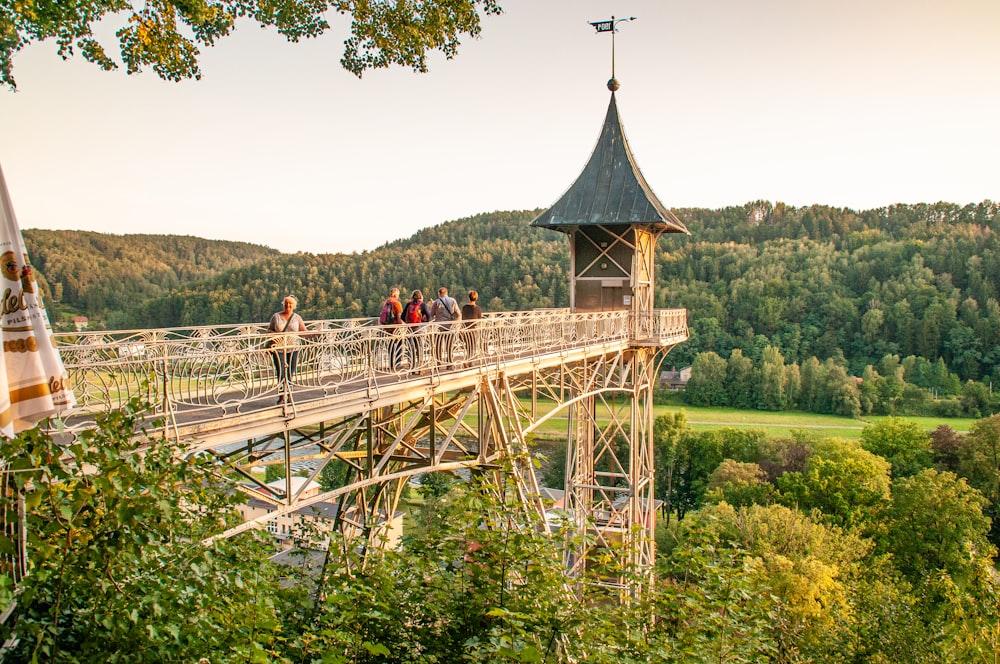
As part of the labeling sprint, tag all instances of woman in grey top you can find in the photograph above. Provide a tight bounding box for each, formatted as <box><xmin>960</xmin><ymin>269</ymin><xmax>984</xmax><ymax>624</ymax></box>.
<box><xmin>268</xmin><ymin>295</ymin><xmax>306</xmax><ymax>403</ymax></box>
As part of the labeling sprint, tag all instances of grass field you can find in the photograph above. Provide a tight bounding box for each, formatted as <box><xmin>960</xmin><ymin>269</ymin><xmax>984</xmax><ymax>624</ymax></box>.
<box><xmin>520</xmin><ymin>398</ymin><xmax>976</xmax><ymax>442</ymax></box>
<box><xmin>656</xmin><ymin>406</ymin><xmax>975</xmax><ymax>439</ymax></box>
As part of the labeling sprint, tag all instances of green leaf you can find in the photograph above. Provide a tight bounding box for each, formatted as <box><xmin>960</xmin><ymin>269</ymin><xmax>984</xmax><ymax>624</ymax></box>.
<box><xmin>362</xmin><ymin>641</ymin><xmax>390</xmax><ymax>656</ymax></box>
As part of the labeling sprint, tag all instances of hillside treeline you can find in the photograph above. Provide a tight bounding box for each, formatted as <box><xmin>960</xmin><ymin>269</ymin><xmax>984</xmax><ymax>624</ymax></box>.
<box><xmin>26</xmin><ymin>211</ymin><xmax>567</xmax><ymax>328</ymax></box>
<box><xmin>26</xmin><ymin>201</ymin><xmax>1000</xmax><ymax>388</ymax></box>
<box><xmin>133</xmin><ymin>211</ymin><xmax>569</xmax><ymax>329</ymax></box>
<box><xmin>662</xmin><ymin>200</ymin><xmax>1000</xmax><ymax>385</ymax></box>
<box><xmin>24</xmin><ymin>229</ymin><xmax>277</xmax><ymax>328</ymax></box>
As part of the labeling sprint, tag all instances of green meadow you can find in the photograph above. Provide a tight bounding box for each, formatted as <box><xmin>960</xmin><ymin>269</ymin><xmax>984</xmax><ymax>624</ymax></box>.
<box><xmin>661</xmin><ymin>407</ymin><xmax>972</xmax><ymax>439</ymax></box>
<box><xmin>519</xmin><ymin>398</ymin><xmax>976</xmax><ymax>442</ymax></box>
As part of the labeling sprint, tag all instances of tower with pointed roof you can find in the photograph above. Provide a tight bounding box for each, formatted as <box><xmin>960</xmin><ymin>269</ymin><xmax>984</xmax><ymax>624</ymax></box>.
<box><xmin>532</xmin><ymin>84</ymin><xmax>688</xmax><ymax>319</ymax></box>
<box><xmin>532</xmin><ymin>78</ymin><xmax>689</xmax><ymax>594</ymax></box>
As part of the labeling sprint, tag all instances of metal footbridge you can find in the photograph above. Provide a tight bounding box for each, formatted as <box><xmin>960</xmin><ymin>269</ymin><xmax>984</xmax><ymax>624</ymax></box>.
<box><xmin>52</xmin><ymin>308</ymin><xmax>687</xmax><ymax>585</ymax></box>
<box><xmin>56</xmin><ymin>310</ymin><xmax>679</xmax><ymax>449</ymax></box>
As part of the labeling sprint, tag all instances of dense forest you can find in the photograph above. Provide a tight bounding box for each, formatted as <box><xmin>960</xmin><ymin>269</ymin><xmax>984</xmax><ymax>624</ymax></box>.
<box><xmin>24</xmin><ymin>211</ymin><xmax>566</xmax><ymax>329</ymax></box>
<box><xmin>662</xmin><ymin>200</ymin><xmax>1000</xmax><ymax>382</ymax></box>
<box><xmin>24</xmin><ymin>229</ymin><xmax>277</xmax><ymax>328</ymax></box>
<box><xmin>26</xmin><ymin>199</ymin><xmax>1000</xmax><ymax>393</ymax></box>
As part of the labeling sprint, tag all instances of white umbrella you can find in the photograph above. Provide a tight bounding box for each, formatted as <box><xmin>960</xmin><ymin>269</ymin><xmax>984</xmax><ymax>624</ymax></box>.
<box><xmin>0</xmin><ymin>163</ymin><xmax>76</xmax><ymax>438</ymax></box>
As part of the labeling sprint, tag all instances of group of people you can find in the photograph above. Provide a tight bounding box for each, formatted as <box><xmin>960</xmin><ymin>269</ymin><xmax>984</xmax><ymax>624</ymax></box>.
<box><xmin>380</xmin><ymin>286</ymin><xmax>483</xmax><ymax>371</ymax></box>
<box><xmin>266</xmin><ymin>287</ymin><xmax>484</xmax><ymax>403</ymax></box>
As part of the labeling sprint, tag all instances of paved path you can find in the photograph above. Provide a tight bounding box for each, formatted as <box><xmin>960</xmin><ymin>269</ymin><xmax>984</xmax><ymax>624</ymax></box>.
<box><xmin>686</xmin><ymin>420</ymin><xmax>864</xmax><ymax>430</ymax></box>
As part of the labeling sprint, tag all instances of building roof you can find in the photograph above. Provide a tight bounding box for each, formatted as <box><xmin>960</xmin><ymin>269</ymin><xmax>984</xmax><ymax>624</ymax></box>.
<box><xmin>531</xmin><ymin>92</ymin><xmax>689</xmax><ymax>235</ymax></box>
<box><xmin>273</xmin><ymin>476</ymin><xmax>317</xmax><ymax>492</ymax></box>
<box><xmin>255</xmin><ymin>476</ymin><xmax>319</xmax><ymax>497</ymax></box>
<box><xmin>244</xmin><ymin>496</ymin><xmax>340</xmax><ymax>517</ymax></box>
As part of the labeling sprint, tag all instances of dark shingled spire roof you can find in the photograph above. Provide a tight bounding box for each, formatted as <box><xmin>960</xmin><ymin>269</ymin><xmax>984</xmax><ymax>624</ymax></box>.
<box><xmin>532</xmin><ymin>92</ymin><xmax>689</xmax><ymax>234</ymax></box>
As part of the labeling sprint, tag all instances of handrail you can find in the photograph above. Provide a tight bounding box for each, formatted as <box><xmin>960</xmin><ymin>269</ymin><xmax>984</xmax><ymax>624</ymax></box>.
<box><xmin>52</xmin><ymin>309</ymin><xmax>687</xmax><ymax>437</ymax></box>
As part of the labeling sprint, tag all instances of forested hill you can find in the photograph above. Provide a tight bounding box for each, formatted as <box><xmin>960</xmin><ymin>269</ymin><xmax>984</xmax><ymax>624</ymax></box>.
<box><xmin>661</xmin><ymin>200</ymin><xmax>1000</xmax><ymax>382</ymax></box>
<box><xmin>25</xmin><ymin>200</ymin><xmax>1000</xmax><ymax>384</ymax></box>
<box><xmin>118</xmin><ymin>210</ymin><xmax>568</xmax><ymax>328</ymax></box>
<box><xmin>24</xmin><ymin>230</ymin><xmax>277</xmax><ymax>328</ymax></box>
<box><xmin>23</xmin><ymin>210</ymin><xmax>567</xmax><ymax>329</ymax></box>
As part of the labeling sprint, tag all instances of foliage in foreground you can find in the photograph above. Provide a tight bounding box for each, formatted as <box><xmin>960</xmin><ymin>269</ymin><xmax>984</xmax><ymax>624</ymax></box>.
<box><xmin>1</xmin><ymin>1</ymin><xmax>503</xmax><ymax>90</ymax></box>
<box><xmin>0</xmin><ymin>401</ymin><xmax>302</xmax><ymax>663</ymax></box>
<box><xmin>4</xmin><ymin>409</ymin><xmax>1000</xmax><ymax>661</ymax></box>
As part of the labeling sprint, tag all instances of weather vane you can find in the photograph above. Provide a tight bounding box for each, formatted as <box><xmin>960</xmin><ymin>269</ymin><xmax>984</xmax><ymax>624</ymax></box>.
<box><xmin>589</xmin><ymin>15</ymin><xmax>637</xmax><ymax>91</ymax></box>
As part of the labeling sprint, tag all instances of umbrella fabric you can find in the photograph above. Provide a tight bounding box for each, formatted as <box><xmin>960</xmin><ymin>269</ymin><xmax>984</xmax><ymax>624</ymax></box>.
<box><xmin>0</xmin><ymin>163</ymin><xmax>76</xmax><ymax>438</ymax></box>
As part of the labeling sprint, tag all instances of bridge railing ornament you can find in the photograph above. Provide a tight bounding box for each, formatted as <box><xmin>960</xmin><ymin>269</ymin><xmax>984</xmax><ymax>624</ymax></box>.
<box><xmin>50</xmin><ymin>308</ymin><xmax>687</xmax><ymax>437</ymax></box>
<box><xmin>632</xmin><ymin>308</ymin><xmax>690</xmax><ymax>345</ymax></box>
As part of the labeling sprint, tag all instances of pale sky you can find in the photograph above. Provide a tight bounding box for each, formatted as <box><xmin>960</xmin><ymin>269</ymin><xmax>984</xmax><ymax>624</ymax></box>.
<box><xmin>1</xmin><ymin>0</ymin><xmax>998</xmax><ymax>254</ymax></box>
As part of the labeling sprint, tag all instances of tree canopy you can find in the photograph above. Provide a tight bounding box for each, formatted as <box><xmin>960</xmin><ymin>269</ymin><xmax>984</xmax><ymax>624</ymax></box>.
<box><xmin>1</xmin><ymin>0</ymin><xmax>503</xmax><ymax>90</ymax></box>
<box><xmin>5</xmin><ymin>404</ymin><xmax>1000</xmax><ymax>661</ymax></box>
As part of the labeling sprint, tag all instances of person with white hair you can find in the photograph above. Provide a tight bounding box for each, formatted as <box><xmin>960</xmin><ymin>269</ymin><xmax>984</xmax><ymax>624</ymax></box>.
<box><xmin>268</xmin><ymin>294</ymin><xmax>306</xmax><ymax>404</ymax></box>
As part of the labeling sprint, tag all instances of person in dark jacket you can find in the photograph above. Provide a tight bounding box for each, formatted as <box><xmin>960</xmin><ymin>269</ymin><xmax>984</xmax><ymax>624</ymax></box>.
<box><xmin>461</xmin><ymin>290</ymin><xmax>483</xmax><ymax>366</ymax></box>
<box><xmin>380</xmin><ymin>287</ymin><xmax>404</xmax><ymax>370</ymax></box>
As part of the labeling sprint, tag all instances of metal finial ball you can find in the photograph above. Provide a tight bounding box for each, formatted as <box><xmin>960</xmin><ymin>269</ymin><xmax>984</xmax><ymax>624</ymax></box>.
<box><xmin>607</xmin><ymin>77</ymin><xmax>620</xmax><ymax>92</ymax></box>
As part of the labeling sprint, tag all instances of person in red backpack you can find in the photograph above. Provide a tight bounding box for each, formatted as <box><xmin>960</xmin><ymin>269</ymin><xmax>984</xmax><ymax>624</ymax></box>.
<box><xmin>402</xmin><ymin>290</ymin><xmax>430</xmax><ymax>325</ymax></box>
<box><xmin>379</xmin><ymin>287</ymin><xmax>404</xmax><ymax>370</ymax></box>
<box><xmin>402</xmin><ymin>290</ymin><xmax>430</xmax><ymax>372</ymax></box>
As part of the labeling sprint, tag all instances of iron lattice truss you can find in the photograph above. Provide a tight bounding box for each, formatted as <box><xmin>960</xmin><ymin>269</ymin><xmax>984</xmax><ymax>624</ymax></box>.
<box><xmin>49</xmin><ymin>310</ymin><xmax>687</xmax><ymax>594</ymax></box>
<box><xmin>200</xmin><ymin>345</ymin><xmax>670</xmax><ymax>596</ymax></box>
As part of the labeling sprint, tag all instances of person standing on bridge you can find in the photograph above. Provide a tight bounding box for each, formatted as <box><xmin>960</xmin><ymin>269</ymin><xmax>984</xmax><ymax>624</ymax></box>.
<box><xmin>431</xmin><ymin>287</ymin><xmax>461</xmax><ymax>366</ymax></box>
<box><xmin>460</xmin><ymin>290</ymin><xmax>483</xmax><ymax>366</ymax></box>
<box><xmin>402</xmin><ymin>289</ymin><xmax>430</xmax><ymax>372</ymax></box>
<box><xmin>379</xmin><ymin>287</ymin><xmax>404</xmax><ymax>370</ymax></box>
<box><xmin>268</xmin><ymin>295</ymin><xmax>307</xmax><ymax>404</ymax></box>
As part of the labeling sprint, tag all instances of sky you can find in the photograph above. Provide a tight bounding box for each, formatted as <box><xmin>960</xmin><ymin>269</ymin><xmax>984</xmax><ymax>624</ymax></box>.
<box><xmin>1</xmin><ymin>0</ymin><xmax>998</xmax><ymax>255</ymax></box>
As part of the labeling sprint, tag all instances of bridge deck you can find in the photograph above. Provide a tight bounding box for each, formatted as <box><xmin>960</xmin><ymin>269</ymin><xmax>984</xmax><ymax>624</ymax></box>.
<box><xmin>54</xmin><ymin>309</ymin><xmax>688</xmax><ymax>447</ymax></box>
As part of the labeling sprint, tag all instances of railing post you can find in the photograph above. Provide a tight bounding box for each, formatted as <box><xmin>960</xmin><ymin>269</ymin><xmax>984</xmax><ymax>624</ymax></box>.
<box><xmin>162</xmin><ymin>352</ymin><xmax>169</xmax><ymax>441</ymax></box>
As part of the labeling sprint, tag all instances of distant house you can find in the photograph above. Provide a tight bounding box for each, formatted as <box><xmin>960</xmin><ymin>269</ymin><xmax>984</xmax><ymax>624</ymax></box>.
<box><xmin>660</xmin><ymin>366</ymin><xmax>692</xmax><ymax>390</ymax></box>
<box><xmin>72</xmin><ymin>316</ymin><xmax>89</xmax><ymax>331</ymax></box>
<box><xmin>236</xmin><ymin>476</ymin><xmax>403</xmax><ymax>549</ymax></box>
<box><xmin>538</xmin><ymin>487</ymin><xmax>569</xmax><ymax>532</ymax></box>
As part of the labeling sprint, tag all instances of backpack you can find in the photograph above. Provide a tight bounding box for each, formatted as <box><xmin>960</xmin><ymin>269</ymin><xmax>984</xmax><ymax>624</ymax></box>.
<box><xmin>379</xmin><ymin>299</ymin><xmax>397</xmax><ymax>325</ymax></box>
<box><xmin>404</xmin><ymin>301</ymin><xmax>423</xmax><ymax>324</ymax></box>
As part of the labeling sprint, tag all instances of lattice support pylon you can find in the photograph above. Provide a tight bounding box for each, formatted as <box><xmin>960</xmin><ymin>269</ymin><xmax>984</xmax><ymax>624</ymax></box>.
<box><xmin>562</xmin><ymin>347</ymin><xmax>660</xmax><ymax>597</ymax></box>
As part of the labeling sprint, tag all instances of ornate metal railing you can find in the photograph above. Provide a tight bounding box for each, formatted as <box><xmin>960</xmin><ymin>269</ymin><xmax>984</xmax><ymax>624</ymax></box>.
<box><xmin>51</xmin><ymin>309</ymin><xmax>687</xmax><ymax>435</ymax></box>
<box><xmin>632</xmin><ymin>309</ymin><xmax>689</xmax><ymax>345</ymax></box>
